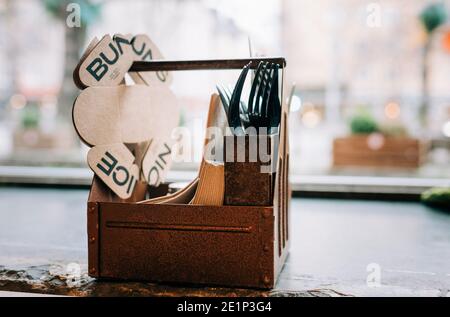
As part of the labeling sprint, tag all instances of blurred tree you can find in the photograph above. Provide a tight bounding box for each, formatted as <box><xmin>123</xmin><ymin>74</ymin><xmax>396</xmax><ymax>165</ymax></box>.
<box><xmin>419</xmin><ymin>2</ymin><xmax>447</xmax><ymax>130</ymax></box>
<box><xmin>43</xmin><ymin>0</ymin><xmax>101</xmax><ymax>122</ymax></box>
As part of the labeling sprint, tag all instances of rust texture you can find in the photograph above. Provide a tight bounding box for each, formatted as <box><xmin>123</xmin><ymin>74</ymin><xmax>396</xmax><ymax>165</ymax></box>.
<box><xmin>224</xmin><ymin>135</ymin><xmax>274</xmax><ymax>206</ymax></box>
<box><xmin>87</xmin><ymin>201</ymin><xmax>99</xmax><ymax>278</ymax></box>
<box><xmin>87</xmin><ymin>174</ymin><xmax>289</xmax><ymax>289</ymax></box>
<box><xmin>95</xmin><ymin>183</ymin><xmax>274</xmax><ymax>289</ymax></box>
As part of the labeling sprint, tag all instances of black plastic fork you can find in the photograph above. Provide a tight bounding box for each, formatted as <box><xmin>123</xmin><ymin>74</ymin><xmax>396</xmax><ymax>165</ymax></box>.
<box><xmin>227</xmin><ymin>62</ymin><xmax>252</xmax><ymax>135</ymax></box>
<box><xmin>268</xmin><ymin>63</ymin><xmax>281</xmax><ymax>134</ymax></box>
<box><xmin>247</xmin><ymin>62</ymin><xmax>277</xmax><ymax>133</ymax></box>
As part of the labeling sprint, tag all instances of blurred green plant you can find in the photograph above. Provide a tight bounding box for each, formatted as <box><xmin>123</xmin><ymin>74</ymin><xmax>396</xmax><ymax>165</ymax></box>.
<box><xmin>418</xmin><ymin>3</ymin><xmax>448</xmax><ymax>130</ymax></box>
<box><xmin>21</xmin><ymin>105</ymin><xmax>40</xmax><ymax>130</ymax></box>
<box><xmin>420</xmin><ymin>2</ymin><xmax>447</xmax><ymax>33</ymax></box>
<box><xmin>349</xmin><ymin>113</ymin><xmax>379</xmax><ymax>135</ymax></box>
<box><xmin>44</xmin><ymin>0</ymin><xmax>102</xmax><ymax>27</ymax></box>
<box><xmin>421</xmin><ymin>187</ymin><xmax>450</xmax><ymax>210</ymax></box>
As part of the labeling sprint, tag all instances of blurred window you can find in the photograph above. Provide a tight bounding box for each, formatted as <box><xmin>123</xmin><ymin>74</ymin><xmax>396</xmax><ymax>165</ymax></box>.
<box><xmin>0</xmin><ymin>0</ymin><xmax>449</xmax><ymax>185</ymax></box>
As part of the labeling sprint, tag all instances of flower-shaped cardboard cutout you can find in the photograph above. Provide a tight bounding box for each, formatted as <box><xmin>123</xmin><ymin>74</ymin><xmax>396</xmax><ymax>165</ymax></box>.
<box><xmin>73</xmin><ymin>34</ymin><xmax>179</xmax><ymax>199</ymax></box>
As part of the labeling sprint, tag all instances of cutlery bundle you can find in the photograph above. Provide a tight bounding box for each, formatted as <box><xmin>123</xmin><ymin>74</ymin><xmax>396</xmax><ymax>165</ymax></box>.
<box><xmin>218</xmin><ymin>62</ymin><xmax>281</xmax><ymax>135</ymax></box>
<box><xmin>216</xmin><ymin>61</ymin><xmax>282</xmax><ymax>205</ymax></box>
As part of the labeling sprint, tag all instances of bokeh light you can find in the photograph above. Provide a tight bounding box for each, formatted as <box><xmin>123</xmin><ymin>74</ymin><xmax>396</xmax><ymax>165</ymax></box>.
<box><xmin>290</xmin><ymin>95</ymin><xmax>302</xmax><ymax>112</ymax></box>
<box><xmin>301</xmin><ymin>106</ymin><xmax>321</xmax><ymax>128</ymax></box>
<box><xmin>442</xmin><ymin>121</ymin><xmax>450</xmax><ymax>138</ymax></box>
<box><xmin>9</xmin><ymin>94</ymin><xmax>27</xmax><ymax>110</ymax></box>
<box><xmin>384</xmin><ymin>102</ymin><xmax>400</xmax><ymax>120</ymax></box>
<box><xmin>367</xmin><ymin>133</ymin><xmax>385</xmax><ymax>150</ymax></box>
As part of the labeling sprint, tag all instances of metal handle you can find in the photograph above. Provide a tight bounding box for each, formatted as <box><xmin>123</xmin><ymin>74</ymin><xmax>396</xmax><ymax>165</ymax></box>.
<box><xmin>130</xmin><ymin>57</ymin><xmax>286</xmax><ymax>72</ymax></box>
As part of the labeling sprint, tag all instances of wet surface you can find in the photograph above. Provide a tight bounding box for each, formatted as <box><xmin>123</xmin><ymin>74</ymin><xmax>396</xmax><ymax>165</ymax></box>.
<box><xmin>1</xmin><ymin>187</ymin><xmax>450</xmax><ymax>296</ymax></box>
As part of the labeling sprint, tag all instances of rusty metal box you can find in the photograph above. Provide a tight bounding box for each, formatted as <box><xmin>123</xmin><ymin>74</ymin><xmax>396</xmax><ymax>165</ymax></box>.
<box><xmin>86</xmin><ymin>57</ymin><xmax>290</xmax><ymax>289</ymax></box>
<box><xmin>87</xmin><ymin>175</ymin><xmax>289</xmax><ymax>289</ymax></box>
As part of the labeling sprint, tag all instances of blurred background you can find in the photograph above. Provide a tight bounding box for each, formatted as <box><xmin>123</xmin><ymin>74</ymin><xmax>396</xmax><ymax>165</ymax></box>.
<box><xmin>0</xmin><ymin>0</ymin><xmax>449</xmax><ymax>190</ymax></box>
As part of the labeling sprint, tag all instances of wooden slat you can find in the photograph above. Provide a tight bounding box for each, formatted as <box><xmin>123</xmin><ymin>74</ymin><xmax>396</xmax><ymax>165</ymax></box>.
<box><xmin>333</xmin><ymin>136</ymin><xmax>426</xmax><ymax>168</ymax></box>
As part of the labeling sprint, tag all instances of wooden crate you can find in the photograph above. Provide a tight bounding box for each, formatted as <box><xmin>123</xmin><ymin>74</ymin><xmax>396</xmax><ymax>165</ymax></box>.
<box><xmin>333</xmin><ymin>135</ymin><xmax>427</xmax><ymax>168</ymax></box>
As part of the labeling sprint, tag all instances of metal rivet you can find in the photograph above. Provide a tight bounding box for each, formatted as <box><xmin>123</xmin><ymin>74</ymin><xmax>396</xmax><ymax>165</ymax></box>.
<box><xmin>263</xmin><ymin>245</ymin><xmax>270</xmax><ymax>252</ymax></box>
<box><xmin>262</xmin><ymin>209</ymin><xmax>271</xmax><ymax>218</ymax></box>
<box><xmin>89</xmin><ymin>268</ymin><xmax>96</xmax><ymax>274</ymax></box>
<box><xmin>89</xmin><ymin>206</ymin><xmax>95</xmax><ymax>213</ymax></box>
<box><xmin>263</xmin><ymin>275</ymin><xmax>271</xmax><ymax>285</ymax></box>
<box><xmin>89</xmin><ymin>236</ymin><xmax>96</xmax><ymax>243</ymax></box>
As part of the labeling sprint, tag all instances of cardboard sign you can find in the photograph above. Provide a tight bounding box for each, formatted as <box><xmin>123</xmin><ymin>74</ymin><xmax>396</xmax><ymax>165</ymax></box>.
<box><xmin>73</xmin><ymin>37</ymin><xmax>100</xmax><ymax>89</ymax></box>
<box><xmin>74</xmin><ymin>34</ymin><xmax>178</xmax><ymax>196</ymax></box>
<box><xmin>128</xmin><ymin>34</ymin><xmax>172</xmax><ymax>86</ymax></box>
<box><xmin>130</xmin><ymin>140</ymin><xmax>151</xmax><ymax>178</ymax></box>
<box><xmin>77</xmin><ymin>34</ymin><xmax>134</xmax><ymax>88</ymax></box>
<box><xmin>75</xmin><ymin>33</ymin><xmax>172</xmax><ymax>89</ymax></box>
<box><xmin>123</xmin><ymin>140</ymin><xmax>151</xmax><ymax>182</ymax></box>
<box><xmin>87</xmin><ymin>143</ymin><xmax>139</xmax><ymax>199</ymax></box>
<box><xmin>73</xmin><ymin>86</ymin><xmax>121</xmax><ymax>146</ymax></box>
<box><xmin>109</xmin><ymin>34</ymin><xmax>172</xmax><ymax>86</ymax></box>
<box><xmin>73</xmin><ymin>85</ymin><xmax>180</xmax><ymax>146</ymax></box>
<box><xmin>119</xmin><ymin>85</ymin><xmax>179</xmax><ymax>144</ymax></box>
<box><xmin>142</xmin><ymin>138</ymin><xmax>174</xmax><ymax>187</ymax></box>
